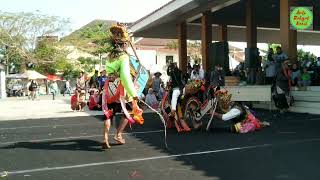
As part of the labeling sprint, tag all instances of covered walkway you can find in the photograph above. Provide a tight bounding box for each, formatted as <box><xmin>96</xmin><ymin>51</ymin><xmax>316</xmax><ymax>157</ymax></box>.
<box><xmin>130</xmin><ymin>0</ymin><xmax>320</xmax><ymax>73</ymax></box>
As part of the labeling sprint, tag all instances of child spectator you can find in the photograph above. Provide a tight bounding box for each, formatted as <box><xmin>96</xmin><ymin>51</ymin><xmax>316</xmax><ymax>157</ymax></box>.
<box><xmin>71</xmin><ymin>90</ymin><xmax>86</xmax><ymax>111</ymax></box>
<box><xmin>290</xmin><ymin>63</ymin><xmax>301</xmax><ymax>86</ymax></box>
<box><xmin>88</xmin><ymin>89</ymin><xmax>102</xmax><ymax>110</ymax></box>
<box><xmin>300</xmin><ymin>68</ymin><xmax>311</xmax><ymax>87</ymax></box>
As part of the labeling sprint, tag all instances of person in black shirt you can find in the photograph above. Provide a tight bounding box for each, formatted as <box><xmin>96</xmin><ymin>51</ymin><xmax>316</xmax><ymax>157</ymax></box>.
<box><xmin>167</xmin><ymin>62</ymin><xmax>190</xmax><ymax>132</ymax></box>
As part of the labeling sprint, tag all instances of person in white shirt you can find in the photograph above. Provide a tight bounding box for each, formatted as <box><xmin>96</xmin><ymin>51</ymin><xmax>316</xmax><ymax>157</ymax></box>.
<box><xmin>190</xmin><ymin>70</ymin><xmax>200</xmax><ymax>80</ymax></box>
<box><xmin>190</xmin><ymin>65</ymin><xmax>201</xmax><ymax>80</ymax></box>
<box><xmin>63</xmin><ymin>80</ymin><xmax>72</xmax><ymax>96</ymax></box>
<box><xmin>199</xmin><ymin>65</ymin><xmax>205</xmax><ymax>80</ymax></box>
<box><xmin>273</xmin><ymin>46</ymin><xmax>288</xmax><ymax>73</ymax></box>
<box><xmin>212</xmin><ymin>90</ymin><xmax>248</xmax><ymax>131</ymax></box>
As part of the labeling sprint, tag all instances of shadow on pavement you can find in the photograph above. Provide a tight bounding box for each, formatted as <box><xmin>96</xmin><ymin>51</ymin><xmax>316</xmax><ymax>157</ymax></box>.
<box><xmin>124</xmin><ymin>109</ymin><xmax>320</xmax><ymax>180</ymax></box>
<box><xmin>0</xmin><ymin>139</ymin><xmax>111</xmax><ymax>152</ymax></box>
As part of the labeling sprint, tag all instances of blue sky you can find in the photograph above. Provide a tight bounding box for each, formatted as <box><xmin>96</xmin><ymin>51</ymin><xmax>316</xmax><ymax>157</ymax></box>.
<box><xmin>1</xmin><ymin>0</ymin><xmax>171</xmax><ymax>31</ymax></box>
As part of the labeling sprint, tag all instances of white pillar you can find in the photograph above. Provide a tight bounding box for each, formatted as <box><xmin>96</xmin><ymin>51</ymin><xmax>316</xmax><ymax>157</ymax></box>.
<box><xmin>0</xmin><ymin>70</ymin><xmax>6</xmax><ymax>99</ymax></box>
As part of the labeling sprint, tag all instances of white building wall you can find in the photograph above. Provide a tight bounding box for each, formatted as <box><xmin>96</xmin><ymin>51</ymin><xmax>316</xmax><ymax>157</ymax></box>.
<box><xmin>155</xmin><ymin>51</ymin><xmax>178</xmax><ymax>83</ymax></box>
<box><xmin>127</xmin><ymin>48</ymin><xmax>178</xmax><ymax>84</ymax></box>
<box><xmin>126</xmin><ymin>49</ymin><xmax>157</xmax><ymax>71</ymax></box>
<box><xmin>0</xmin><ymin>70</ymin><xmax>6</xmax><ymax>99</ymax></box>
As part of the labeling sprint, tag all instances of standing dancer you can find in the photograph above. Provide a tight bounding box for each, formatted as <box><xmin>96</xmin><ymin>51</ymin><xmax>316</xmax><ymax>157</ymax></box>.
<box><xmin>102</xmin><ymin>73</ymin><xmax>134</xmax><ymax>149</ymax></box>
<box><xmin>101</xmin><ymin>24</ymin><xmax>145</xmax><ymax>149</ymax></box>
<box><xmin>105</xmin><ymin>24</ymin><xmax>144</xmax><ymax>124</ymax></box>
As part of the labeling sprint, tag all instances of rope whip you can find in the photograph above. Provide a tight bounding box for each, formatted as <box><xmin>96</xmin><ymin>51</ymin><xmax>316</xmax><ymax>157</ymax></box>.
<box><xmin>128</xmin><ymin>40</ymin><xmax>168</xmax><ymax>149</ymax></box>
<box><xmin>139</xmin><ymin>100</ymin><xmax>168</xmax><ymax>149</ymax></box>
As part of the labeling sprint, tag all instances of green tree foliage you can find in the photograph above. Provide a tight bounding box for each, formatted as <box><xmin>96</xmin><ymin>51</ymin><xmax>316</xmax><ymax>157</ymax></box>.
<box><xmin>166</xmin><ymin>40</ymin><xmax>202</xmax><ymax>63</ymax></box>
<box><xmin>80</xmin><ymin>22</ymin><xmax>111</xmax><ymax>61</ymax></box>
<box><xmin>267</xmin><ymin>43</ymin><xmax>281</xmax><ymax>53</ymax></box>
<box><xmin>0</xmin><ymin>11</ymin><xmax>70</xmax><ymax>73</ymax></box>
<box><xmin>297</xmin><ymin>49</ymin><xmax>317</xmax><ymax>62</ymax></box>
<box><xmin>268</xmin><ymin>43</ymin><xmax>317</xmax><ymax>63</ymax></box>
<box><xmin>34</xmin><ymin>39</ymin><xmax>72</xmax><ymax>76</ymax></box>
<box><xmin>77</xmin><ymin>57</ymin><xmax>99</xmax><ymax>73</ymax></box>
<box><xmin>61</xmin><ymin>20</ymin><xmax>111</xmax><ymax>55</ymax></box>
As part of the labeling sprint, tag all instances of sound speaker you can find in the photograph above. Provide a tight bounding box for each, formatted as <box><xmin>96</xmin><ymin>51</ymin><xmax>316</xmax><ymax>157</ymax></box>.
<box><xmin>208</xmin><ymin>41</ymin><xmax>229</xmax><ymax>73</ymax></box>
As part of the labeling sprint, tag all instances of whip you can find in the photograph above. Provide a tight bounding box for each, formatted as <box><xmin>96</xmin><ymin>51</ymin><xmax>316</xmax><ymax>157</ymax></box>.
<box><xmin>139</xmin><ymin>100</ymin><xmax>168</xmax><ymax>149</ymax></box>
<box><xmin>128</xmin><ymin>39</ymin><xmax>168</xmax><ymax>149</ymax></box>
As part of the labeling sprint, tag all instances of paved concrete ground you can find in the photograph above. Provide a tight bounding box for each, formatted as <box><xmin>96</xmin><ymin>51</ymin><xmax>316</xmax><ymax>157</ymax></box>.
<box><xmin>0</xmin><ymin>95</ymin><xmax>103</xmax><ymax>121</ymax></box>
<box><xmin>1</xmin><ymin>111</ymin><xmax>320</xmax><ymax>180</ymax></box>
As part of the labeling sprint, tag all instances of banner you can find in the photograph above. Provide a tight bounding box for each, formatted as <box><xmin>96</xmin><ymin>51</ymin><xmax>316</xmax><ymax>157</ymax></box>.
<box><xmin>290</xmin><ymin>7</ymin><xmax>313</xmax><ymax>30</ymax></box>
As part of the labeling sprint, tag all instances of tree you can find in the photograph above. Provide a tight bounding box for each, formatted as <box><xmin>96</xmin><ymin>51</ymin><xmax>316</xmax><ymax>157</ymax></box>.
<box><xmin>0</xmin><ymin>11</ymin><xmax>70</xmax><ymax>74</ymax></box>
<box><xmin>166</xmin><ymin>40</ymin><xmax>202</xmax><ymax>64</ymax></box>
<box><xmin>77</xmin><ymin>57</ymin><xmax>99</xmax><ymax>73</ymax></box>
<box><xmin>81</xmin><ymin>22</ymin><xmax>111</xmax><ymax>67</ymax></box>
<box><xmin>268</xmin><ymin>43</ymin><xmax>317</xmax><ymax>63</ymax></box>
<box><xmin>297</xmin><ymin>49</ymin><xmax>317</xmax><ymax>62</ymax></box>
<box><xmin>33</xmin><ymin>39</ymin><xmax>73</xmax><ymax>76</ymax></box>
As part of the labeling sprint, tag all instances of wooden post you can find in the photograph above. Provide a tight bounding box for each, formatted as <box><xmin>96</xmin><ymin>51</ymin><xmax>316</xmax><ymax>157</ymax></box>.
<box><xmin>218</xmin><ymin>24</ymin><xmax>228</xmax><ymax>42</ymax></box>
<box><xmin>280</xmin><ymin>0</ymin><xmax>297</xmax><ymax>62</ymax></box>
<box><xmin>246</xmin><ymin>0</ymin><xmax>257</xmax><ymax>48</ymax></box>
<box><xmin>201</xmin><ymin>11</ymin><xmax>212</xmax><ymax>72</ymax></box>
<box><xmin>177</xmin><ymin>22</ymin><xmax>187</xmax><ymax>74</ymax></box>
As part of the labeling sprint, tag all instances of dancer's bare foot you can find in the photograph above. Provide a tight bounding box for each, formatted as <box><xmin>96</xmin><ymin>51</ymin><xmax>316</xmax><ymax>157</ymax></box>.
<box><xmin>174</xmin><ymin>120</ymin><xmax>182</xmax><ymax>132</ymax></box>
<box><xmin>180</xmin><ymin>119</ymin><xmax>191</xmax><ymax>132</ymax></box>
<box><xmin>114</xmin><ymin>135</ymin><xmax>125</xmax><ymax>144</ymax></box>
<box><xmin>102</xmin><ymin>142</ymin><xmax>111</xmax><ymax>149</ymax></box>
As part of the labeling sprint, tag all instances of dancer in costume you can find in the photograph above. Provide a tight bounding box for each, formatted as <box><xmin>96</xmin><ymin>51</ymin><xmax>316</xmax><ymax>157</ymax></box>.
<box><xmin>105</xmin><ymin>24</ymin><xmax>144</xmax><ymax>125</ymax></box>
<box><xmin>212</xmin><ymin>90</ymin><xmax>266</xmax><ymax>133</ymax></box>
<box><xmin>167</xmin><ymin>62</ymin><xmax>191</xmax><ymax>132</ymax></box>
<box><xmin>102</xmin><ymin>73</ymin><xmax>134</xmax><ymax>149</ymax></box>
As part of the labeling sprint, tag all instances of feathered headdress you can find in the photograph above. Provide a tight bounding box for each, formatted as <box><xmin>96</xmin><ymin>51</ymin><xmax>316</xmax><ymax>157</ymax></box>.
<box><xmin>109</xmin><ymin>24</ymin><xmax>129</xmax><ymax>43</ymax></box>
<box><xmin>107</xmin><ymin>24</ymin><xmax>130</xmax><ymax>58</ymax></box>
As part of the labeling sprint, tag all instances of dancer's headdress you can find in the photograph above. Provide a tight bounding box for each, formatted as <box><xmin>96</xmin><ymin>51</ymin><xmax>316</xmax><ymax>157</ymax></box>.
<box><xmin>215</xmin><ymin>89</ymin><xmax>232</xmax><ymax>113</ymax></box>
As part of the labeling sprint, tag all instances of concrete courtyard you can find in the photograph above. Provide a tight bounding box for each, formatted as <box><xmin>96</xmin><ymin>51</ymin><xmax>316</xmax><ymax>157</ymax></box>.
<box><xmin>0</xmin><ymin>100</ymin><xmax>320</xmax><ymax>180</ymax></box>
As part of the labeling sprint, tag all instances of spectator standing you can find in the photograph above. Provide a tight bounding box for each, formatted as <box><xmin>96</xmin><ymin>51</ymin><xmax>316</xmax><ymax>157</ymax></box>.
<box><xmin>63</xmin><ymin>79</ymin><xmax>72</xmax><ymax>96</ymax></box>
<box><xmin>265</xmin><ymin>48</ymin><xmax>277</xmax><ymax>85</ymax></box>
<box><xmin>152</xmin><ymin>72</ymin><xmax>163</xmax><ymax>98</ymax></box>
<box><xmin>199</xmin><ymin>65</ymin><xmax>205</xmax><ymax>80</ymax></box>
<box><xmin>76</xmin><ymin>71</ymin><xmax>87</xmax><ymax>100</ymax></box>
<box><xmin>98</xmin><ymin>70</ymin><xmax>107</xmax><ymax>91</ymax></box>
<box><xmin>28</xmin><ymin>80</ymin><xmax>38</xmax><ymax>100</ymax></box>
<box><xmin>274</xmin><ymin>61</ymin><xmax>291</xmax><ymax>113</ymax></box>
<box><xmin>89</xmin><ymin>70</ymin><xmax>99</xmax><ymax>88</ymax></box>
<box><xmin>76</xmin><ymin>71</ymin><xmax>86</xmax><ymax>91</ymax></box>
<box><xmin>256</xmin><ymin>56</ymin><xmax>263</xmax><ymax>85</ymax></box>
<box><xmin>49</xmin><ymin>80</ymin><xmax>59</xmax><ymax>100</ymax></box>
<box><xmin>273</xmin><ymin>46</ymin><xmax>288</xmax><ymax>73</ymax></box>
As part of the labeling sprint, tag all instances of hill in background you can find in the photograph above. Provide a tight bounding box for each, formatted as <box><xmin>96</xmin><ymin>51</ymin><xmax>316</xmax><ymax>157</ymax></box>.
<box><xmin>60</xmin><ymin>20</ymin><xmax>116</xmax><ymax>53</ymax></box>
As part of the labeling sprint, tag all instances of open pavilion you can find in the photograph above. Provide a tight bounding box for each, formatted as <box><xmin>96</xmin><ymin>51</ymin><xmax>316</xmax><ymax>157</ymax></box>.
<box><xmin>130</xmin><ymin>0</ymin><xmax>320</xmax><ymax>73</ymax></box>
